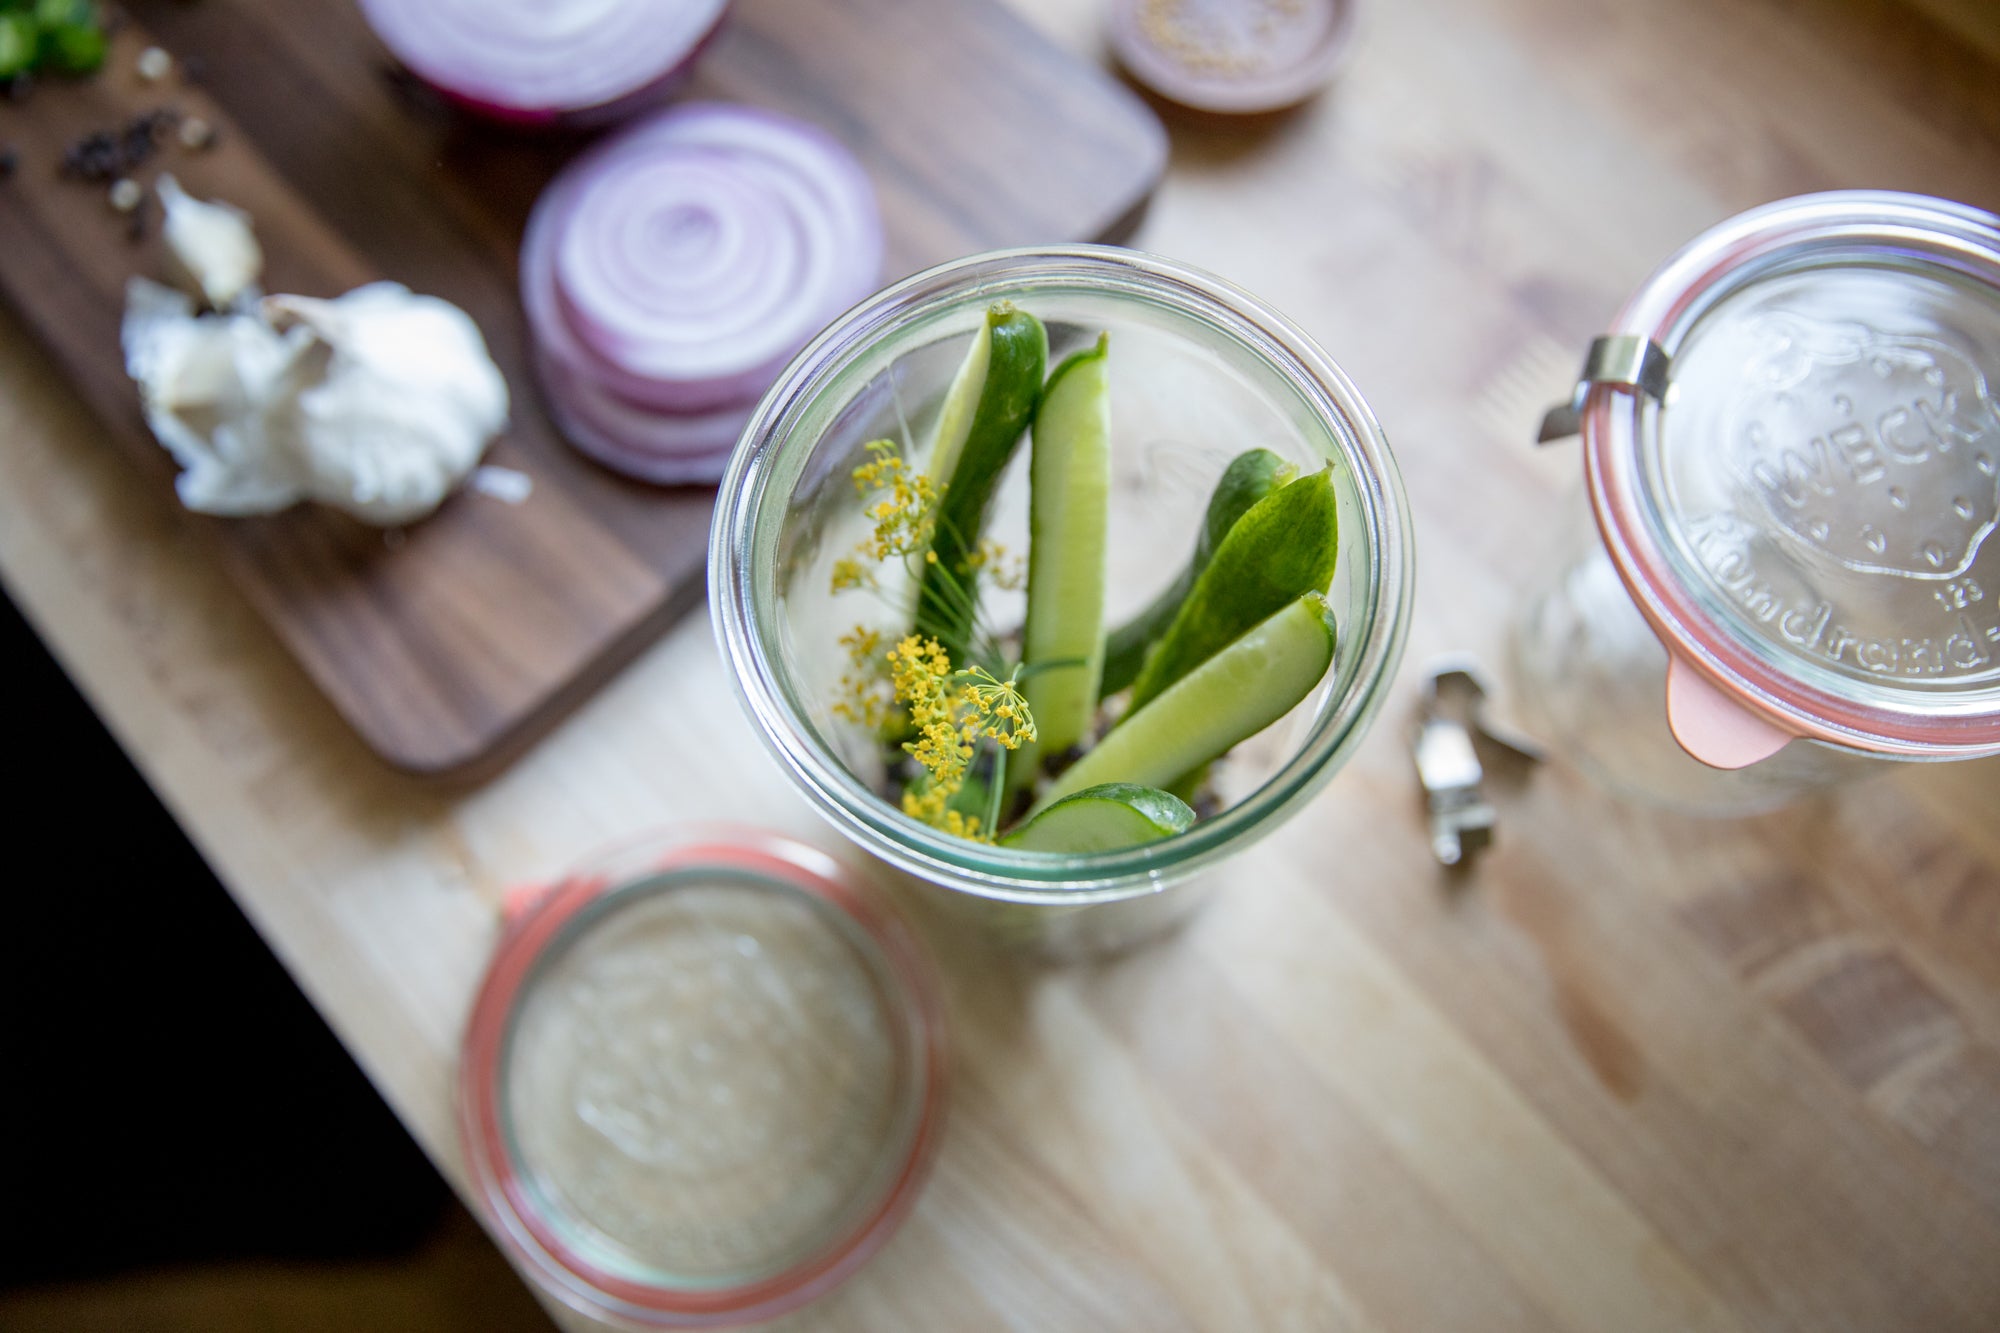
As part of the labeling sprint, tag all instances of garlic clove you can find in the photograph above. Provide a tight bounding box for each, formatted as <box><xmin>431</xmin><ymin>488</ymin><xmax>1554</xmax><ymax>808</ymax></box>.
<box><xmin>121</xmin><ymin>276</ymin><xmax>197</xmax><ymax>384</ymax></box>
<box><xmin>260</xmin><ymin>292</ymin><xmax>341</xmax><ymax>337</ymax></box>
<box><xmin>158</xmin><ymin>173</ymin><xmax>264</xmax><ymax>311</ymax></box>
<box><xmin>123</xmin><ymin>278</ymin><xmax>306</xmax><ymax>515</ymax></box>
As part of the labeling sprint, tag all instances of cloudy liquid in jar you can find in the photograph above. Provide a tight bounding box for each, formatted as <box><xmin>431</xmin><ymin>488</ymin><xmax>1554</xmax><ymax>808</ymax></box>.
<box><xmin>502</xmin><ymin>875</ymin><xmax>906</xmax><ymax>1285</ymax></box>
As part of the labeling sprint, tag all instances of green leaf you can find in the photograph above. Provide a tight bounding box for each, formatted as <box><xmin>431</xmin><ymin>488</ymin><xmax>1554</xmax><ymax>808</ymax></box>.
<box><xmin>0</xmin><ymin>12</ymin><xmax>36</xmax><ymax>76</ymax></box>
<box><xmin>32</xmin><ymin>0</ymin><xmax>92</xmax><ymax>27</ymax></box>
<box><xmin>41</xmin><ymin>19</ymin><xmax>106</xmax><ymax>73</ymax></box>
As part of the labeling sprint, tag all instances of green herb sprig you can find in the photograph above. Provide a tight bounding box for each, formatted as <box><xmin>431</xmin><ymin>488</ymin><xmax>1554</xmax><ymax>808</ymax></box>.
<box><xmin>0</xmin><ymin>0</ymin><xmax>109</xmax><ymax>81</ymax></box>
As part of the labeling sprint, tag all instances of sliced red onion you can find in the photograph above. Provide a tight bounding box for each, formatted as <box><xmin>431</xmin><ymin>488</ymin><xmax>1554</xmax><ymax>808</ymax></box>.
<box><xmin>522</xmin><ymin>102</ymin><xmax>884</xmax><ymax>484</ymax></box>
<box><xmin>534</xmin><ymin>350</ymin><xmax>749</xmax><ymax>485</ymax></box>
<box><xmin>359</xmin><ymin>0</ymin><xmax>727</xmax><ymax>126</ymax></box>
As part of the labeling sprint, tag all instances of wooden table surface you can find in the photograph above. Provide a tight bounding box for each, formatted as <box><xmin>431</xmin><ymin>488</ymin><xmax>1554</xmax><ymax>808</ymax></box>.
<box><xmin>5</xmin><ymin>0</ymin><xmax>2000</xmax><ymax>1329</ymax></box>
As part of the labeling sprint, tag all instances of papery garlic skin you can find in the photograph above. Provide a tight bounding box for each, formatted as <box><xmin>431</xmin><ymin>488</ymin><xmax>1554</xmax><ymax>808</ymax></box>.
<box><xmin>157</xmin><ymin>175</ymin><xmax>264</xmax><ymax>310</ymax></box>
<box><xmin>123</xmin><ymin>278</ymin><xmax>305</xmax><ymax>514</ymax></box>
<box><xmin>123</xmin><ymin>278</ymin><xmax>511</xmax><ymax>526</ymax></box>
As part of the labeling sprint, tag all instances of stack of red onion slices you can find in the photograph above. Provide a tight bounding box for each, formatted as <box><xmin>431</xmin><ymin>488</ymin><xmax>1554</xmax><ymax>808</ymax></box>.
<box><xmin>359</xmin><ymin>0</ymin><xmax>729</xmax><ymax>127</ymax></box>
<box><xmin>521</xmin><ymin>103</ymin><xmax>884</xmax><ymax>483</ymax></box>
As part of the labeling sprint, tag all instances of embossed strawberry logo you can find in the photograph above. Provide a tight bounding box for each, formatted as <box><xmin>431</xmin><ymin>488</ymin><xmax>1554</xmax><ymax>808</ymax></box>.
<box><xmin>1728</xmin><ymin>313</ymin><xmax>2000</xmax><ymax>580</ymax></box>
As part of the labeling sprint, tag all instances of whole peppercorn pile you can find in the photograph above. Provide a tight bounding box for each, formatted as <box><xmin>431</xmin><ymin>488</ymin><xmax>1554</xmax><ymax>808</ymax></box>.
<box><xmin>0</xmin><ymin>24</ymin><xmax>218</xmax><ymax>244</ymax></box>
<box><xmin>59</xmin><ymin>106</ymin><xmax>182</xmax><ymax>182</ymax></box>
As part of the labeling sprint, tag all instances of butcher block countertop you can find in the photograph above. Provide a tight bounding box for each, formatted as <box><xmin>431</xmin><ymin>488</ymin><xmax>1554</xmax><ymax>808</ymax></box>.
<box><xmin>3</xmin><ymin>0</ymin><xmax>1999</xmax><ymax>1329</ymax></box>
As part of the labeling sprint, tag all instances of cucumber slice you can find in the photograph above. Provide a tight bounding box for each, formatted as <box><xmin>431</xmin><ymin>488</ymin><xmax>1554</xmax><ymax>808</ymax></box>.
<box><xmin>923</xmin><ymin>310</ymin><xmax>990</xmax><ymax>486</ymax></box>
<box><xmin>1031</xmin><ymin>592</ymin><xmax>1337</xmax><ymax>812</ymax></box>
<box><xmin>1001</xmin><ymin>782</ymin><xmax>1194</xmax><ymax>853</ymax></box>
<box><xmin>1021</xmin><ymin>333</ymin><xmax>1112</xmax><ymax>756</ymax></box>
<box><xmin>1125</xmin><ymin>466</ymin><xmax>1338</xmax><ymax>713</ymax></box>
<box><xmin>915</xmin><ymin>304</ymin><xmax>1047</xmax><ymax>662</ymax></box>
<box><xmin>1101</xmin><ymin>447</ymin><xmax>1293</xmax><ymax>695</ymax></box>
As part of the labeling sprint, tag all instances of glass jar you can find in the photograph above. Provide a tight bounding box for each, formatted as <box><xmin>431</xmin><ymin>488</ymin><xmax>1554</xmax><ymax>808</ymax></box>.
<box><xmin>711</xmin><ymin>246</ymin><xmax>1413</xmax><ymax>955</ymax></box>
<box><xmin>1517</xmin><ymin>192</ymin><xmax>2000</xmax><ymax>811</ymax></box>
<box><xmin>459</xmin><ymin>826</ymin><xmax>946</xmax><ymax>1328</ymax></box>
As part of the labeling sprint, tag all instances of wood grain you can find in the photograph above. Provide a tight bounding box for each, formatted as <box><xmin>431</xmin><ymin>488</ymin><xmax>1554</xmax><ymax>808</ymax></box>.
<box><xmin>0</xmin><ymin>0</ymin><xmax>1166</xmax><ymax>779</ymax></box>
<box><xmin>2</xmin><ymin>0</ymin><xmax>1999</xmax><ymax>1330</ymax></box>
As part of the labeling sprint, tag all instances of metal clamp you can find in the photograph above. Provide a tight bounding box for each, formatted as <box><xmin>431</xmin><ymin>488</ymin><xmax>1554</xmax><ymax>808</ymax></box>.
<box><xmin>1411</xmin><ymin>657</ymin><xmax>1544</xmax><ymax>867</ymax></box>
<box><xmin>1536</xmin><ymin>335</ymin><xmax>1672</xmax><ymax>443</ymax></box>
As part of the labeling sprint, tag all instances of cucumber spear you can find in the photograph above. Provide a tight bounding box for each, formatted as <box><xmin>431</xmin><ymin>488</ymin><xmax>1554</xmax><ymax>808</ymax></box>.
<box><xmin>1020</xmin><ymin>333</ymin><xmax>1113</xmax><ymax>758</ymax></box>
<box><xmin>1124</xmin><ymin>466</ymin><xmax>1339</xmax><ymax>714</ymax></box>
<box><xmin>1100</xmin><ymin>447</ymin><xmax>1293</xmax><ymax>696</ymax></box>
<box><xmin>915</xmin><ymin>303</ymin><xmax>1046</xmax><ymax>665</ymax></box>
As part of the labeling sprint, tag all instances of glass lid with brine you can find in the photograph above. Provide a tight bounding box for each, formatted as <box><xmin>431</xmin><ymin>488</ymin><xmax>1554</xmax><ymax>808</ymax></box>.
<box><xmin>1575</xmin><ymin>192</ymin><xmax>2000</xmax><ymax>764</ymax></box>
<box><xmin>459</xmin><ymin>828</ymin><xmax>946</xmax><ymax>1329</ymax></box>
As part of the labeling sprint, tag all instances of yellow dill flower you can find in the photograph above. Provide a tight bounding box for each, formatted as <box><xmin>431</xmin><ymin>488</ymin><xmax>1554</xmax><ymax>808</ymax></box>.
<box><xmin>958</xmin><ymin>664</ymin><xmax>1038</xmax><ymax>749</ymax></box>
<box><xmin>887</xmin><ymin>634</ymin><xmax>953</xmax><ymax>719</ymax></box>
<box><xmin>849</xmin><ymin>438</ymin><xmax>902</xmax><ymax>493</ymax></box>
<box><xmin>830</xmin><ymin>626</ymin><xmax>893</xmax><ymax>730</ymax></box>
<box><xmin>848</xmin><ymin>438</ymin><xmax>937</xmax><ymax>564</ymax></box>
<box><xmin>901</xmin><ymin>783</ymin><xmax>948</xmax><ymax>824</ymax></box>
<box><xmin>830</xmin><ymin>558</ymin><xmax>876</xmax><ymax>594</ymax></box>
<box><xmin>836</xmin><ymin>434</ymin><xmax>1028</xmax><ymax>847</ymax></box>
<box><xmin>888</xmin><ymin>637</ymin><xmax>977</xmax><ymax>824</ymax></box>
<box><xmin>881</xmin><ymin>635</ymin><xmax>1037</xmax><ymax>841</ymax></box>
<box><xmin>909</xmin><ymin>717</ymin><xmax>972</xmax><ymax>774</ymax></box>
<box><xmin>885</xmin><ymin>636</ymin><xmax>963</xmax><ymax>778</ymax></box>
<box><xmin>897</xmin><ymin>782</ymin><xmax>986</xmax><ymax>842</ymax></box>
<box><xmin>846</xmin><ymin>625</ymin><xmax>883</xmax><ymax>660</ymax></box>
<box><xmin>968</xmin><ymin>539</ymin><xmax>1026</xmax><ymax>592</ymax></box>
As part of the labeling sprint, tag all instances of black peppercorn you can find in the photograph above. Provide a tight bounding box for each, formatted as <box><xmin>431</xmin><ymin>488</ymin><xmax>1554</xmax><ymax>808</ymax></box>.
<box><xmin>58</xmin><ymin>109</ymin><xmax>187</xmax><ymax>185</ymax></box>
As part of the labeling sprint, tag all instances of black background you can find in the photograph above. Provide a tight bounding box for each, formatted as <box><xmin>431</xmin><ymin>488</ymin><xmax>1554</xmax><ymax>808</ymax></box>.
<box><xmin>0</xmin><ymin>586</ymin><xmax>449</xmax><ymax>1287</ymax></box>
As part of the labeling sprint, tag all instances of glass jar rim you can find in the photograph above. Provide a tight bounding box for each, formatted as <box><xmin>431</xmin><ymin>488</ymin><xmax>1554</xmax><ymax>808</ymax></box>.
<box><xmin>711</xmin><ymin>245</ymin><xmax>1414</xmax><ymax>904</ymax></box>
<box><xmin>1583</xmin><ymin>190</ymin><xmax>2000</xmax><ymax>758</ymax></box>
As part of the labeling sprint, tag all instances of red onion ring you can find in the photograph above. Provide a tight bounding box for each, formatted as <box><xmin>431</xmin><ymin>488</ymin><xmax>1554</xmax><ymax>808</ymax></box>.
<box><xmin>359</xmin><ymin>0</ymin><xmax>727</xmax><ymax>126</ymax></box>
<box><xmin>535</xmin><ymin>351</ymin><xmax>750</xmax><ymax>486</ymax></box>
<box><xmin>522</xmin><ymin>102</ymin><xmax>884</xmax><ymax>484</ymax></box>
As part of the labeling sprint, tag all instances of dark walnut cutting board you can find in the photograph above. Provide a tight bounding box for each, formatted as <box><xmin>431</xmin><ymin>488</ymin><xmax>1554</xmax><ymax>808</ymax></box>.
<box><xmin>0</xmin><ymin>0</ymin><xmax>1166</xmax><ymax>779</ymax></box>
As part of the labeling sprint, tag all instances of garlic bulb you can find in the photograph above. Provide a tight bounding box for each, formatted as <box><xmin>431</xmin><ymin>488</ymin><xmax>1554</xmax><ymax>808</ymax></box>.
<box><xmin>157</xmin><ymin>174</ymin><xmax>263</xmax><ymax>310</ymax></box>
<box><xmin>261</xmin><ymin>286</ymin><xmax>510</xmax><ymax>524</ymax></box>
<box><xmin>123</xmin><ymin>278</ymin><xmax>511</xmax><ymax>525</ymax></box>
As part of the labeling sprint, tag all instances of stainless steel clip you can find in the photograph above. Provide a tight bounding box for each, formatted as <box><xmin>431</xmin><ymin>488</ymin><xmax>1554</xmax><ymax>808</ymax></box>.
<box><xmin>1411</xmin><ymin>657</ymin><xmax>1544</xmax><ymax>867</ymax></box>
<box><xmin>1536</xmin><ymin>334</ymin><xmax>1672</xmax><ymax>443</ymax></box>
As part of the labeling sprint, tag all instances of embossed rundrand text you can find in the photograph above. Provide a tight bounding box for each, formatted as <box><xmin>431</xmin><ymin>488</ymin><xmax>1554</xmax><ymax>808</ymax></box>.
<box><xmin>1692</xmin><ymin>518</ymin><xmax>1996</xmax><ymax>678</ymax></box>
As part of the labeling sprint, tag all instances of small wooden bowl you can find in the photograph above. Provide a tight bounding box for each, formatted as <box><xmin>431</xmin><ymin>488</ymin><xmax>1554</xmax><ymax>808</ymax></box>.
<box><xmin>1108</xmin><ymin>0</ymin><xmax>1358</xmax><ymax>115</ymax></box>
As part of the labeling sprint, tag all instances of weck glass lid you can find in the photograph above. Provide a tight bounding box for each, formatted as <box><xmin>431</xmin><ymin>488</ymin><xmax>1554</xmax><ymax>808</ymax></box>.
<box><xmin>1581</xmin><ymin>191</ymin><xmax>2000</xmax><ymax>758</ymax></box>
<box><xmin>459</xmin><ymin>827</ymin><xmax>947</xmax><ymax>1328</ymax></box>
